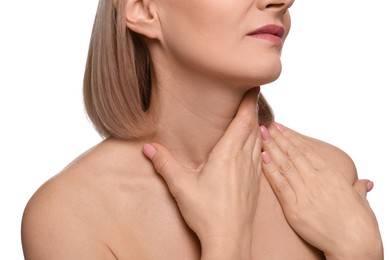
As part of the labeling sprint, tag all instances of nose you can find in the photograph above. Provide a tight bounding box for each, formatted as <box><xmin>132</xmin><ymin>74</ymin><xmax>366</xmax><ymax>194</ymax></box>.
<box><xmin>257</xmin><ymin>0</ymin><xmax>294</xmax><ymax>14</ymax></box>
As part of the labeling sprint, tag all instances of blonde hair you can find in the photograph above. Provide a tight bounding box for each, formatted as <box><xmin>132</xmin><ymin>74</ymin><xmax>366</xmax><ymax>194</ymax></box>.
<box><xmin>83</xmin><ymin>0</ymin><xmax>274</xmax><ymax>140</ymax></box>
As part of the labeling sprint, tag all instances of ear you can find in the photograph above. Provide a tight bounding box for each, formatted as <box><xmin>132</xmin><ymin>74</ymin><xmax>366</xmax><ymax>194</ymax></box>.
<box><xmin>124</xmin><ymin>0</ymin><xmax>161</xmax><ymax>40</ymax></box>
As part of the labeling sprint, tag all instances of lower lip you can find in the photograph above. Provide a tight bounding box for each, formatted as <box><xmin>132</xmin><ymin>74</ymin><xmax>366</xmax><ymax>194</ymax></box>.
<box><xmin>250</xmin><ymin>34</ymin><xmax>283</xmax><ymax>46</ymax></box>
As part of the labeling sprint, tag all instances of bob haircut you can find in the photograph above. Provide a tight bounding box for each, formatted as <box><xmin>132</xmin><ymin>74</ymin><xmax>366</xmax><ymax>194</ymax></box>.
<box><xmin>83</xmin><ymin>0</ymin><xmax>274</xmax><ymax>140</ymax></box>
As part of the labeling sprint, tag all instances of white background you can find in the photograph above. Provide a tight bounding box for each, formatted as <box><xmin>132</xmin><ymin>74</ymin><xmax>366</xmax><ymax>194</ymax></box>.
<box><xmin>0</xmin><ymin>0</ymin><xmax>388</xmax><ymax>258</ymax></box>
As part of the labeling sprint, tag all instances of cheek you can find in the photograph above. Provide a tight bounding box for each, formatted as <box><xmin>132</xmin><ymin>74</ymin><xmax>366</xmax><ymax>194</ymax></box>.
<box><xmin>282</xmin><ymin>12</ymin><xmax>292</xmax><ymax>39</ymax></box>
<box><xmin>159</xmin><ymin>5</ymin><xmax>240</xmax><ymax>69</ymax></box>
<box><xmin>159</xmin><ymin>0</ymin><xmax>242</xmax><ymax>48</ymax></box>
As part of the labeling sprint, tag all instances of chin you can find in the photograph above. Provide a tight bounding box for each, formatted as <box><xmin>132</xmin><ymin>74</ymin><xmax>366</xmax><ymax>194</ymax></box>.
<box><xmin>260</xmin><ymin>66</ymin><xmax>282</xmax><ymax>85</ymax></box>
<box><xmin>237</xmin><ymin>60</ymin><xmax>283</xmax><ymax>87</ymax></box>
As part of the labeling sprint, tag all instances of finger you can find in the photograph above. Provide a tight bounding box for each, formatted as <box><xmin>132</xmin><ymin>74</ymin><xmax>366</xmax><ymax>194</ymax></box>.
<box><xmin>261</xmin><ymin>126</ymin><xmax>305</xmax><ymax>191</ymax></box>
<box><xmin>272</xmin><ymin>122</ymin><xmax>327</xmax><ymax>170</ymax></box>
<box><xmin>143</xmin><ymin>143</ymin><xmax>188</xmax><ymax>198</ymax></box>
<box><xmin>252</xmin><ymin>134</ymin><xmax>262</xmax><ymax>174</ymax></box>
<box><xmin>353</xmin><ymin>179</ymin><xmax>373</xmax><ymax>198</ymax></box>
<box><xmin>261</xmin><ymin>151</ymin><xmax>296</xmax><ymax>206</ymax></box>
<box><xmin>243</xmin><ymin>123</ymin><xmax>260</xmax><ymax>155</ymax></box>
<box><xmin>267</xmin><ymin>125</ymin><xmax>320</xmax><ymax>180</ymax></box>
<box><xmin>215</xmin><ymin>87</ymin><xmax>259</xmax><ymax>151</ymax></box>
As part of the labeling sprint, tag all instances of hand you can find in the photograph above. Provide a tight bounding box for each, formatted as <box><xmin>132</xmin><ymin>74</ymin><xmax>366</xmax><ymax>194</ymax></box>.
<box><xmin>260</xmin><ymin>123</ymin><xmax>383</xmax><ymax>260</ymax></box>
<box><xmin>143</xmin><ymin>88</ymin><xmax>261</xmax><ymax>259</ymax></box>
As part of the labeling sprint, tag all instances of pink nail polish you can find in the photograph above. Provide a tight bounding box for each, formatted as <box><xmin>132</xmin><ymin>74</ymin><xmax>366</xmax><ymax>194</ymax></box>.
<box><xmin>143</xmin><ymin>144</ymin><xmax>157</xmax><ymax>159</ymax></box>
<box><xmin>367</xmin><ymin>181</ymin><xmax>374</xmax><ymax>192</ymax></box>
<box><xmin>260</xmin><ymin>126</ymin><xmax>270</xmax><ymax>141</ymax></box>
<box><xmin>261</xmin><ymin>151</ymin><xmax>271</xmax><ymax>164</ymax></box>
<box><xmin>272</xmin><ymin>122</ymin><xmax>284</xmax><ymax>132</ymax></box>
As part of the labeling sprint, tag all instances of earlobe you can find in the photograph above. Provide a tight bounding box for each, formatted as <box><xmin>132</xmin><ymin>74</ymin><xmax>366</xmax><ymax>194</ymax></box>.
<box><xmin>125</xmin><ymin>0</ymin><xmax>161</xmax><ymax>39</ymax></box>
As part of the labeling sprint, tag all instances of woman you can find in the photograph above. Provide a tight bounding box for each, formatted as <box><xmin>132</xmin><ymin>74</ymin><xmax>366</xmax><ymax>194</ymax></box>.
<box><xmin>21</xmin><ymin>0</ymin><xmax>383</xmax><ymax>259</ymax></box>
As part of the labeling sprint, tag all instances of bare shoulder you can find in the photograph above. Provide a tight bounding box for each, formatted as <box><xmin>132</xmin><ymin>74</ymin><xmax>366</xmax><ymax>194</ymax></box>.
<box><xmin>21</xmin><ymin>138</ymin><xmax>158</xmax><ymax>259</ymax></box>
<box><xmin>297</xmin><ymin>130</ymin><xmax>358</xmax><ymax>184</ymax></box>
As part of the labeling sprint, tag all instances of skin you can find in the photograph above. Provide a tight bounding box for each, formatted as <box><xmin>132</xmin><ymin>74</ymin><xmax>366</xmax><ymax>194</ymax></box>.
<box><xmin>21</xmin><ymin>0</ymin><xmax>383</xmax><ymax>259</ymax></box>
<box><xmin>260</xmin><ymin>123</ymin><xmax>383</xmax><ymax>259</ymax></box>
<box><xmin>143</xmin><ymin>0</ymin><xmax>293</xmax><ymax>168</ymax></box>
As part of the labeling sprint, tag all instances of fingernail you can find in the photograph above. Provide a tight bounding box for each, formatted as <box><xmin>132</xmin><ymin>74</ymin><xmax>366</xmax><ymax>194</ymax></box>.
<box><xmin>143</xmin><ymin>144</ymin><xmax>157</xmax><ymax>159</ymax></box>
<box><xmin>272</xmin><ymin>122</ymin><xmax>284</xmax><ymax>132</ymax></box>
<box><xmin>367</xmin><ymin>181</ymin><xmax>374</xmax><ymax>192</ymax></box>
<box><xmin>261</xmin><ymin>151</ymin><xmax>271</xmax><ymax>164</ymax></box>
<box><xmin>260</xmin><ymin>126</ymin><xmax>270</xmax><ymax>141</ymax></box>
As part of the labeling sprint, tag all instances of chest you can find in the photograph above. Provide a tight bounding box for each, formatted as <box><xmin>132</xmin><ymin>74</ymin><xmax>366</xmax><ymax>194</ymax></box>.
<box><xmin>106</xmin><ymin>176</ymin><xmax>325</xmax><ymax>260</ymax></box>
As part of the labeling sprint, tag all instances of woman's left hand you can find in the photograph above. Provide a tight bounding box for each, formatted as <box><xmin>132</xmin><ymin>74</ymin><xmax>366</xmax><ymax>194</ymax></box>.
<box><xmin>260</xmin><ymin>123</ymin><xmax>383</xmax><ymax>260</ymax></box>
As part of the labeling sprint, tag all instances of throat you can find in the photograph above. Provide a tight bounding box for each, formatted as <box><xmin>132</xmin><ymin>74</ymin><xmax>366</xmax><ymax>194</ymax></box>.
<box><xmin>148</xmin><ymin>87</ymin><xmax>246</xmax><ymax>168</ymax></box>
<box><xmin>151</xmin><ymin>107</ymin><xmax>236</xmax><ymax>169</ymax></box>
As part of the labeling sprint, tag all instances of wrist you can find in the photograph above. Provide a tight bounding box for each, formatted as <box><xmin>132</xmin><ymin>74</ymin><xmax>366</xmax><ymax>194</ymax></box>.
<box><xmin>325</xmin><ymin>238</ymin><xmax>383</xmax><ymax>260</ymax></box>
<box><xmin>200</xmin><ymin>232</ymin><xmax>253</xmax><ymax>260</ymax></box>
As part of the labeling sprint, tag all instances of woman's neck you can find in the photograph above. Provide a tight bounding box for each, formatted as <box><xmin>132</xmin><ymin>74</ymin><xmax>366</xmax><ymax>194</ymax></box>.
<box><xmin>148</xmin><ymin>77</ymin><xmax>257</xmax><ymax>169</ymax></box>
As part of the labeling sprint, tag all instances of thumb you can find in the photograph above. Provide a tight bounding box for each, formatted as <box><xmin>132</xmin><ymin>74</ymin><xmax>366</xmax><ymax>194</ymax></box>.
<box><xmin>143</xmin><ymin>143</ymin><xmax>187</xmax><ymax>197</ymax></box>
<box><xmin>353</xmin><ymin>179</ymin><xmax>374</xmax><ymax>198</ymax></box>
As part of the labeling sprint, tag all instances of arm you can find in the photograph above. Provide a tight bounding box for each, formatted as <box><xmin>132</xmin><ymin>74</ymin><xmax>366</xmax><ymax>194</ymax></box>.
<box><xmin>260</xmin><ymin>123</ymin><xmax>383</xmax><ymax>260</ymax></box>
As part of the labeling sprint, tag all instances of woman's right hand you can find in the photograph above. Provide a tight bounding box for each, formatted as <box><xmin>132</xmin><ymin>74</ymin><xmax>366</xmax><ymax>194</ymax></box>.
<box><xmin>143</xmin><ymin>88</ymin><xmax>261</xmax><ymax>259</ymax></box>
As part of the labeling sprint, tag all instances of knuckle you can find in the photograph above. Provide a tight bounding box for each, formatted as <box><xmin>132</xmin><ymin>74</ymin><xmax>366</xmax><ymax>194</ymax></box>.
<box><xmin>288</xmin><ymin>209</ymin><xmax>303</xmax><ymax>224</ymax></box>
<box><xmin>286</xmin><ymin>146</ymin><xmax>300</xmax><ymax>160</ymax></box>
<box><xmin>154</xmin><ymin>156</ymin><xmax>169</xmax><ymax>173</ymax></box>
<box><xmin>299</xmin><ymin>142</ymin><xmax>315</xmax><ymax>156</ymax></box>
<box><xmin>275</xmin><ymin>179</ymin><xmax>290</xmax><ymax>193</ymax></box>
<box><xmin>280</xmin><ymin>160</ymin><xmax>294</xmax><ymax>176</ymax></box>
